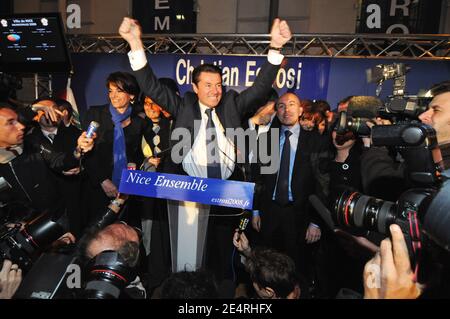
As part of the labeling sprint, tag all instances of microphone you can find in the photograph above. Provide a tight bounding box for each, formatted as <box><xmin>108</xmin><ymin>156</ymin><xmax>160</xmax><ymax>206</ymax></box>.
<box><xmin>346</xmin><ymin>96</ymin><xmax>384</xmax><ymax>119</ymax></box>
<box><xmin>86</xmin><ymin>121</ymin><xmax>100</xmax><ymax>139</ymax></box>
<box><xmin>238</xmin><ymin>210</ymin><xmax>252</xmax><ymax>234</ymax></box>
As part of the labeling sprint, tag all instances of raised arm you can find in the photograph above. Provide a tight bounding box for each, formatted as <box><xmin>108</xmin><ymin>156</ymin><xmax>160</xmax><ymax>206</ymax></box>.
<box><xmin>235</xmin><ymin>18</ymin><xmax>292</xmax><ymax>117</ymax></box>
<box><xmin>119</xmin><ymin>17</ymin><xmax>182</xmax><ymax>118</ymax></box>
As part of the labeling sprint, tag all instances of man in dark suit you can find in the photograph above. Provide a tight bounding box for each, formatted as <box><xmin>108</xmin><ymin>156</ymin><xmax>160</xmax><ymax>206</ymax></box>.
<box><xmin>26</xmin><ymin>98</ymin><xmax>84</xmax><ymax>236</ymax></box>
<box><xmin>119</xmin><ymin>17</ymin><xmax>292</xmax><ymax>282</ymax></box>
<box><xmin>251</xmin><ymin>92</ymin><xmax>322</xmax><ymax>282</ymax></box>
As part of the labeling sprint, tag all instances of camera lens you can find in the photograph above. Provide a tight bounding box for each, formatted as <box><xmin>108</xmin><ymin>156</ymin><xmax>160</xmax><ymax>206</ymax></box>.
<box><xmin>334</xmin><ymin>190</ymin><xmax>396</xmax><ymax>234</ymax></box>
<box><xmin>83</xmin><ymin>251</ymin><xmax>137</xmax><ymax>299</ymax></box>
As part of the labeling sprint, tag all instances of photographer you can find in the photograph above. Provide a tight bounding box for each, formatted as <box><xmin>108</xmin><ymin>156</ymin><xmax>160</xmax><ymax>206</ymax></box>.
<box><xmin>0</xmin><ymin>103</ymin><xmax>95</xmax><ymax>222</ymax></box>
<box><xmin>360</xmin><ymin>81</ymin><xmax>450</xmax><ymax>200</ymax></box>
<box><xmin>335</xmin><ymin>81</ymin><xmax>450</xmax><ymax>299</ymax></box>
<box><xmin>77</xmin><ymin>221</ymin><xmax>146</xmax><ymax>299</ymax></box>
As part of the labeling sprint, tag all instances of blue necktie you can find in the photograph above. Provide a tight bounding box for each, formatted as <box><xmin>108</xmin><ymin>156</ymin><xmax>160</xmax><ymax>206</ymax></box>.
<box><xmin>275</xmin><ymin>130</ymin><xmax>292</xmax><ymax>206</ymax></box>
<box><xmin>205</xmin><ymin>108</ymin><xmax>221</xmax><ymax>179</ymax></box>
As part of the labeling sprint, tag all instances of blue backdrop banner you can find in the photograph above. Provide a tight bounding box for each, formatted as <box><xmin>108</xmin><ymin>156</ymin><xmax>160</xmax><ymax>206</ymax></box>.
<box><xmin>119</xmin><ymin>170</ymin><xmax>255</xmax><ymax>209</ymax></box>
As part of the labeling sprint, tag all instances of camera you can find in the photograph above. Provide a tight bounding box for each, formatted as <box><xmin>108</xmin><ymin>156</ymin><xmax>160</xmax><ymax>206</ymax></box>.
<box><xmin>0</xmin><ymin>212</ymin><xmax>67</xmax><ymax>272</ymax></box>
<box><xmin>82</xmin><ymin>246</ymin><xmax>139</xmax><ymax>299</ymax></box>
<box><xmin>336</xmin><ymin>63</ymin><xmax>431</xmax><ymax>137</ymax></box>
<box><xmin>332</xmin><ymin>120</ymin><xmax>448</xmax><ymax>268</ymax></box>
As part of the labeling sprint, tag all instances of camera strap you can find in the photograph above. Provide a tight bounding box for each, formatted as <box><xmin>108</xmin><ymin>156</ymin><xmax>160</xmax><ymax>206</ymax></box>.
<box><xmin>407</xmin><ymin>209</ymin><xmax>422</xmax><ymax>280</ymax></box>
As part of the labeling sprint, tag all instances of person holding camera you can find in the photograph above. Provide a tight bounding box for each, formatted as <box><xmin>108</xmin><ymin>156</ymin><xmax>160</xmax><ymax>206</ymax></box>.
<box><xmin>0</xmin><ymin>103</ymin><xmax>95</xmax><ymax>222</ymax></box>
<box><xmin>348</xmin><ymin>81</ymin><xmax>450</xmax><ymax>298</ymax></box>
<box><xmin>363</xmin><ymin>224</ymin><xmax>422</xmax><ymax>299</ymax></box>
<box><xmin>77</xmin><ymin>221</ymin><xmax>146</xmax><ymax>299</ymax></box>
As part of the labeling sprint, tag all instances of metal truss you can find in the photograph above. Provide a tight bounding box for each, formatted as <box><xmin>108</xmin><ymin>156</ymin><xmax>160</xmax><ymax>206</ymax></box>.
<box><xmin>67</xmin><ymin>33</ymin><xmax>450</xmax><ymax>60</ymax></box>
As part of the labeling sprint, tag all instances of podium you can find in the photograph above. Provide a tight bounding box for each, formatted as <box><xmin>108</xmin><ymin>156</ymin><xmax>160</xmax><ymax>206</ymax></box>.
<box><xmin>167</xmin><ymin>200</ymin><xmax>210</xmax><ymax>272</ymax></box>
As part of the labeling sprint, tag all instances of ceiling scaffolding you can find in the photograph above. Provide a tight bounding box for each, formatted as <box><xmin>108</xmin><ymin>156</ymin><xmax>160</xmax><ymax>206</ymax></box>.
<box><xmin>67</xmin><ymin>33</ymin><xmax>450</xmax><ymax>60</ymax></box>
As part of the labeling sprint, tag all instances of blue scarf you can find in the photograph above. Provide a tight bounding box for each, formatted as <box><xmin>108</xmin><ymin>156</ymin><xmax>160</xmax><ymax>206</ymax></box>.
<box><xmin>110</xmin><ymin>104</ymin><xmax>132</xmax><ymax>187</ymax></box>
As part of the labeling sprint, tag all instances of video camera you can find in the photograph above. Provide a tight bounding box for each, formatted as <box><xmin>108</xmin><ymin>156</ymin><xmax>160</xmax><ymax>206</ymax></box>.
<box><xmin>331</xmin><ymin>122</ymin><xmax>448</xmax><ymax>270</ymax></box>
<box><xmin>336</xmin><ymin>63</ymin><xmax>431</xmax><ymax>137</ymax></box>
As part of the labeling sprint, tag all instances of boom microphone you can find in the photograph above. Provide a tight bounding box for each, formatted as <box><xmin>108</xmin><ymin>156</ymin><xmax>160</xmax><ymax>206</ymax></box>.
<box><xmin>347</xmin><ymin>96</ymin><xmax>384</xmax><ymax>119</ymax></box>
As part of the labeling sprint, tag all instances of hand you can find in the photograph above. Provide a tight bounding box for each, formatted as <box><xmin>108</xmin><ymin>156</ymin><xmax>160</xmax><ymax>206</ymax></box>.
<box><xmin>363</xmin><ymin>224</ymin><xmax>422</xmax><ymax>299</ymax></box>
<box><xmin>61</xmin><ymin>110</ymin><xmax>71</xmax><ymax>126</ymax></box>
<box><xmin>148</xmin><ymin>156</ymin><xmax>161</xmax><ymax>168</ymax></box>
<box><xmin>270</xmin><ymin>18</ymin><xmax>292</xmax><ymax>48</ymax></box>
<box><xmin>0</xmin><ymin>260</ymin><xmax>22</xmax><ymax>299</ymax></box>
<box><xmin>32</xmin><ymin>103</ymin><xmax>63</xmax><ymax>123</ymax></box>
<box><xmin>250</xmin><ymin>102</ymin><xmax>275</xmax><ymax>126</ymax></box>
<box><xmin>119</xmin><ymin>17</ymin><xmax>143</xmax><ymax>51</ymax></box>
<box><xmin>101</xmin><ymin>179</ymin><xmax>119</xmax><ymax>198</ymax></box>
<box><xmin>62</xmin><ymin>167</ymin><xmax>81</xmax><ymax>176</ymax></box>
<box><xmin>335</xmin><ymin>229</ymin><xmax>379</xmax><ymax>256</ymax></box>
<box><xmin>305</xmin><ymin>223</ymin><xmax>321</xmax><ymax>244</ymax></box>
<box><xmin>77</xmin><ymin>131</ymin><xmax>96</xmax><ymax>155</ymax></box>
<box><xmin>233</xmin><ymin>229</ymin><xmax>251</xmax><ymax>257</ymax></box>
<box><xmin>252</xmin><ymin>215</ymin><xmax>261</xmax><ymax>232</ymax></box>
<box><xmin>52</xmin><ymin>232</ymin><xmax>76</xmax><ymax>248</ymax></box>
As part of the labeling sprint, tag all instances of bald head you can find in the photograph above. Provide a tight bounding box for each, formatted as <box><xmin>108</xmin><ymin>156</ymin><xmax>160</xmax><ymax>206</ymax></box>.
<box><xmin>276</xmin><ymin>93</ymin><xmax>302</xmax><ymax>127</ymax></box>
<box><xmin>86</xmin><ymin>223</ymin><xmax>139</xmax><ymax>259</ymax></box>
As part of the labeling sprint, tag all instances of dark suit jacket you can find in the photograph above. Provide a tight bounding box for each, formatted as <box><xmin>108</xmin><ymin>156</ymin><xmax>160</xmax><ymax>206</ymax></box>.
<box><xmin>81</xmin><ymin>104</ymin><xmax>147</xmax><ymax>187</ymax></box>
<box><xmin>132</xmin><ymin>60</ymin><xmax>280</xmax><ymax>179</ymax></box>
<box><xmin>254</xmin><ymin>118</ymin><xmax>321</xmax><ymax>225</ymax></box>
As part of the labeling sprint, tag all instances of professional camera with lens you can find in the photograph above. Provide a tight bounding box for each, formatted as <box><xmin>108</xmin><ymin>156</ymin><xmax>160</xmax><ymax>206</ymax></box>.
<box><xmin>336</xmin><ymin>63</ymin><xmax>431</xmax><ymax>137</ymax></box>
<box><xmin>82</xmin><ymin>245</ymin><xmax>139</xmax><ymax>299</ymax></box>
<box><xmin>0</xmin><ymin>212</ymin><xmax>67</xmax><ymax>272</ymax></box>
<box><xmin>332</xmin><ymin>121</ymin><xmax>449</xmax><ymax>268</ymax></box>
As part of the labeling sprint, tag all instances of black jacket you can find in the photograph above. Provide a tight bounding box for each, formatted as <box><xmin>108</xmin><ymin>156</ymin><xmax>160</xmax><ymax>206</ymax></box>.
<box><xmin>253</xmin><ymin>118</ymin><xmax>321</xmax><ymax>225</ymax></box>
<box><xmin>81</xmin><ymin>105</ymin><xmax>147</xmax><ymax>187</ymax></box>
<box><xmin>132</xmin><ymin>60</ymin><xmax>280</xmax><ymax>178</ymax></box>
<box><xmin>0</xmin><ymin>138</ymin><xmax>79</xmax><ymax>222</ymax></box>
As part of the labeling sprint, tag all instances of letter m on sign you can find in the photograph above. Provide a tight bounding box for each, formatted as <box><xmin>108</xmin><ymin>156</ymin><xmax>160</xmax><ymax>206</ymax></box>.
<box><xmin>155</xmin><ymin>16</ymin><xmax>170</xmax><ymax>31</ymax></box>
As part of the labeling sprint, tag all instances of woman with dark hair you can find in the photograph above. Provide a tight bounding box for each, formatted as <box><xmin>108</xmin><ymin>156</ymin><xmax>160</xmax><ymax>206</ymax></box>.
<box><xmin>81</xmin><ymin>72</ymin><xmax>147</xmax><ymax>226</ymax></box>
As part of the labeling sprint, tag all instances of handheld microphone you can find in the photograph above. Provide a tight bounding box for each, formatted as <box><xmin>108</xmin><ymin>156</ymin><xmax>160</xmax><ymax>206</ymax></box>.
<box><xmin>86</xmin><ymin>121</ymin><xmax>100</xmax><ymax>138</ymax></box>
<box><xmin>238</xmin><ymin>210</ymin><xmax>252</xmax><ymax>234</ymax></box>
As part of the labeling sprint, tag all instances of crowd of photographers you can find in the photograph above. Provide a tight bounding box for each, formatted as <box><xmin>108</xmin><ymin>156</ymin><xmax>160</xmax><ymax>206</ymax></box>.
<box><xmin>1</xmin><ymin>16</ymin><xmax>450</xmax><ymax>300</ymax></box>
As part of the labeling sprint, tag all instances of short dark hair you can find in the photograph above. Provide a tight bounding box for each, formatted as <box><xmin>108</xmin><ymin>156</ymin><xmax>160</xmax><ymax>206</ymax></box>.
<box><xmin>430</xmin><ymin>81</ymin><xmax>450</xmax><ymax>97</ymax></box>
<box><xmin>106</xmin><ymin>72</ymin><xmax>140</xmax><ymax>97</ymax></box>
<box><xmin>54</xmin><ymin>98</ymin><xmax>74</xmax><ymax>118</ymax></box>
<box><xmin>192</xmin><ymin>64</ymin><xmax>222</xmax><ymax>85</ymax></box>
<box><xmin>313</xmin><ymin>100</ymin><xmax>331</xmax><ymax>113</ymax></box>
<box><xmin>77</xmin><ymin>225</ymin><xmax>140</xmax><ymax>268</ymax></box>
<box><xmin>245</xmin><ymin>248</ymin><xmax>298</xmax><ymax>298</ymax></box>
<box><xmin>301</xmin><ymin>99</ymin><xmax>314</xmax><ymax>113</ymax></box>
<box><xmin>159</xmin><ymin>77</ymin><xmax>180</xmax><ymax>95</ymax></box>
<box><xmin>159</xmin><ymin>270</ymin><xmax>219</xmax><ymax>299</ymax></box>
<box><xmin>0</xmin><ymin>102</ymin><xmax>15</xmax><ymax>111</ymax></box>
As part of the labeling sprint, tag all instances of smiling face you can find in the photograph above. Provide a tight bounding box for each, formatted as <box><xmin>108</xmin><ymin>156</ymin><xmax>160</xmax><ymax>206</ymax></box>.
<box><xmin>0</xmin><ymin>108</ymin><xmax>25</xmax><ymax>147</ymax></box>
<box><xmin>419</xmin><ymin>92</ymin><xmax>450</xmax><ymax>145</ymax></box>
<box><xmin>276</xmin><ymin>93</ymin><xmax>302</xmax><ymax>127</ymax></box>
<box><xmin>143</xmin><ymin>97</ymin><xmax>162</xmax><ymax>121</ymax></box>
<box><xmin>192</xmin><ymin>72</ymin><xmax>223</xmax><ymax>108</ymax></box>
<box><xmin>108</xmin><ymin>82</ymin><xmax>134</xmax><ymax>112</ymax></box>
